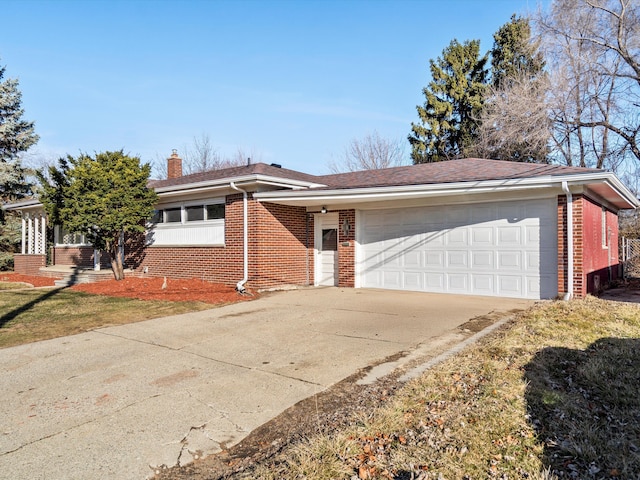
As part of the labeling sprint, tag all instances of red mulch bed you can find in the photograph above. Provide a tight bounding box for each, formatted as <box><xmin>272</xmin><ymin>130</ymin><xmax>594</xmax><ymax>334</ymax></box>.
<box><xmin>0</xmin><ymin>273</ymin><xmax>60</xmax><ymax>287</ymax></box>
<box><xmin>70</xmin><ymin>276</ymin><xmax>251</xmax><ymax>304</ymax></box>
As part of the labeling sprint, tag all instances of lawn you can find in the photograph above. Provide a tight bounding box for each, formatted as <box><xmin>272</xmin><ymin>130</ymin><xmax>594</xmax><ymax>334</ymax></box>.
<box><xmin>236</xmin><ymin>297</ymin><xmax>640</xmax><ymax>480</ymax></box>
<box><xmin>0</xmin><ymin>287</ymin><xmax>214</xmax><ymax>349</ymax></box>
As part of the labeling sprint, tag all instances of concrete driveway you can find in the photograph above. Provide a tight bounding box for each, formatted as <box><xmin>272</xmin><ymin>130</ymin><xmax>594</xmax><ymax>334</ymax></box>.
<box><xmin>0</xmin><ymin>287</ymin><xmax>532</xmax><ymax>479</ymax></box>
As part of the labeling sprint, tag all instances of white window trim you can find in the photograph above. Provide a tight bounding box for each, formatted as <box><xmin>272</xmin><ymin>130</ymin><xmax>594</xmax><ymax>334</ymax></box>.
<box><xmin>153</xmin><ymin>198</ymin><xmax>225</xmax><ymax>227</ymax></box>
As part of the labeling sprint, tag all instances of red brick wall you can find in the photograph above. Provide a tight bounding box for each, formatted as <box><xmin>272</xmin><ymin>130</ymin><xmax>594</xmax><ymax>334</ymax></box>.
<box><xmin>130</xmin><ymin>194</ymin><xmax>312</xmax><ymax>290</ymax></box>
<box><xmin>557</xmin><ymin>196</ymin><xmax>567</xmax><ymax>297</ymax></box>
<box><xmin>251</xmin><ymin>202</ymin><xmax>310</xmax><ymax>288</ymax></box>
<box><xmin>53</xmin><ymin>246</ymin><xmax>110</xmax><ymax>267</ymax></box>
<box><xmin>13</xmin><ymin>254</ymin><xmax>46</xmax><ymax>275</ymax></box>
<box><xmin>338</xmin><ymin>210</ymin><xmax>356</xmax><ymax>287</ymax></box>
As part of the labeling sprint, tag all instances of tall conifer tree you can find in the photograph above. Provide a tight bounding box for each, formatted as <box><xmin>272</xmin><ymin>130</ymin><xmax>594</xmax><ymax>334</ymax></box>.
<box><xmin>408</xmin><ymin>39</ymin><xmax>488</xmax><ymax>163</ymax></box>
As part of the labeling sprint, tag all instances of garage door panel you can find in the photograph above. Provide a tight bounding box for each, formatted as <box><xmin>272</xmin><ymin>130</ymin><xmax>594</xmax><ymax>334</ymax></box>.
<box><xmin>472</xmin><ymin>251</ymin><xmax>494</xmax><ymax>268</ymax></box>
<box><xmin>359</xmin><ymin>199</ymin><xmax>558</xmax><ymax>299</ymax></box>
<box><xmin>403</xmin><ymin>250</ymin><xmax>422</xmax><ymax>268</ymax></box>
<box><xmin>448</xmin><ymin>274</ymin><xmax>468</xmax><ymax>291</ymax></box>
<box><xmin>526</xmin><ymin>225</ymin><xmax>540</xmax><ymax>244</ymax></box>
<box><xmin>383</xmin><ymin>271</ymin><xmax>402</xmax><ymax>288</ymax></box>
<box><xmin>472</xmin><ymin>227</ymin><xmax>493</xmax><ymax>245</ymax></box>
<box><xmin>498</xmin><ymin>275</ymin><xmax>523</xmax><ymax>296</ymax></box>
<box><xmin>425</xmin><ymin>251</ymin><xmax>444</xmax><ymax>266</ymax></box>
<box><xmin>497</xmin><ymin>226</ymin><xmax>521</xmax><ymax>245</ymax></box>
<box><xmin>498</xmin><ymin>251</ymin><xmax>522</xmax><ymax>269</ymax></box>
<box><xmin>447</xmin><ymin>251</ymin><xmax>468</xmax><ymax>268</ymax></box>
<box><xmin>425</xmin><ymin>273</ymin><xmax>444</xmax><ymax>289</ymax></box>
<box><xmin>403</xmin><ymin>272</ymin><xmax>422</xmax><ymax>290</ymax></box>
<box><xmin>446</xmin><ymin>228</ymin><xmax>467</xmax><ymax>245</ymax></box>
<box><xmin>472</xmin><ymin>274</ymin><xmax>494</xmax><ymax>294</ymax></box>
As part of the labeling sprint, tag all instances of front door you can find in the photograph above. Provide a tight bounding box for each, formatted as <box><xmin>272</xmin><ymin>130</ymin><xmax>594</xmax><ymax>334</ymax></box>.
<box><xmin>315</xmin><ymin>213</ymin><xmax>339</xmax><ymax>286</ymax></box>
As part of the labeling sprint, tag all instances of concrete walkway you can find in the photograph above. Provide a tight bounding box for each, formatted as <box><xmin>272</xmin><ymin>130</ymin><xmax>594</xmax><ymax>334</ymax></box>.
<box><xmin>0</xmin><ymin>287</ymin><xmax>532</xmax><ymax>479</ymax></box>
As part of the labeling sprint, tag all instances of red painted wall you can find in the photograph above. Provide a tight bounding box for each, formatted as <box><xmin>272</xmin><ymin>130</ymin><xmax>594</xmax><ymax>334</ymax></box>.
<box><xmin>580</xmin><ymin>196</ymin><xmax>619</xmax><ymax>296</ymax></box>
<box><xmin>558</xmin><ymin>194</ymin><xmax>620</xmax><ymax>299</ymax></box>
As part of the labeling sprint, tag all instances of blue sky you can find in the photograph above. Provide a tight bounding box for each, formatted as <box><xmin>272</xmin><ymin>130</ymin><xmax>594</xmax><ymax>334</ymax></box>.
<box><xmin>2</xmin><ymin>0</ymin><xmax>541</xmax><ymax>177</ymax></box>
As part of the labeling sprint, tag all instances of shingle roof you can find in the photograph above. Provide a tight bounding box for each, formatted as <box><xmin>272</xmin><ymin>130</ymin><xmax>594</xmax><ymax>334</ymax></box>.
<box><xmin>149</xmin><ymin>162</ymin><xmax>321</xmax><ymax>189</ymax></box>
<box><xmin>315</xmin><ymin>158</ymin><xmax>602</xmax><ymax>190</ymax></box>
<box><xmin>149</xmin><ymin>158</ymin><xmax>604</xmax><ymax>191</ymax></box>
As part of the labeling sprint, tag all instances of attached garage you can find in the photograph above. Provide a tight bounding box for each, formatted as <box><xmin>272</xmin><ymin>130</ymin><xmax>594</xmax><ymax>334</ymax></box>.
<box><xmin>358</xmin><ymin>198</ymin><xmax>558</xmax><ymax>299</ymax></box>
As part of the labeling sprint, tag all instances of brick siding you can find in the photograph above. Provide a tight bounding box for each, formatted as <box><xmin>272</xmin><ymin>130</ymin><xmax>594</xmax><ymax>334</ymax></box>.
<box><xmin>129</xmin><ymin>194</ymin><xmax>313</xmax><ymax>290</ymax></box>
<box><xmin>337</xmin><ymin>209</ymin><xmax>356</xmax><ymax>287</ymax></box>
<box><xmin>53</xmin><ymin>246</ymin><xmax>111</xmax><ymax>268</ymax></box>
<box><xmin>13</xmin><ymin>254</ymin><xmax>46</xmax><ymax>275</ymax></box>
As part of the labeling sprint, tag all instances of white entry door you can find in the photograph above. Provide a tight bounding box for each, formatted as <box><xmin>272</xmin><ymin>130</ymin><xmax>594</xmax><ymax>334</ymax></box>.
<box><xmin>315</xmin><ymin>213</ymin><xmax>339</xmax><ymax>286</ymax></box>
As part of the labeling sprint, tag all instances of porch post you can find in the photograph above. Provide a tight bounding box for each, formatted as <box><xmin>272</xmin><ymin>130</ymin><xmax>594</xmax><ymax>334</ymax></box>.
<box><xmin>21</xmin><ymin>215</ymin><xmax>26</xmax><ymax>254</ymax></box>
<box><xmin>40</xmin><ymin>214</ymin><xmax>47</xmax><ymax>255</ymax></box>
<box><xmin>94</xmin><ymin>249</ymin><xmax>101</xmax><ymax>271</ymax></box>
<box><xmin>27</xmin><ymin>213</ymin><xmax>33</xmax><ymax>254</ymax></box>
<box><xmin>34</xmin><ymin>215</ymin><xmax>40</xmax><ymax>254</ymax></box>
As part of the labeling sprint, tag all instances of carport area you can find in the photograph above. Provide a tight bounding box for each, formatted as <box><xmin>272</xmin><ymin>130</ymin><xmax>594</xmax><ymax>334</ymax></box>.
<box><xmin>0</xmin><ymin>287</ymin><xmax>532</xmax><ymax>480</ymax></box>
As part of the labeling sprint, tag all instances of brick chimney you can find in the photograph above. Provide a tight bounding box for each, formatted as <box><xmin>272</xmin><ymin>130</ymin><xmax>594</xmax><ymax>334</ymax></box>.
<box><xmin>167</xmin><ymin>149</ymin><xmax>182</xmax><ymax>179</ymax></box>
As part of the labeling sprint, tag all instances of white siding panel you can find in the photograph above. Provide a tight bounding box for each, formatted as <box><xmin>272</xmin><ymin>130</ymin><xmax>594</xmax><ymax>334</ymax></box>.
<box><xmin>148</xmin><ymin>222</ymin><xmax>224</xmax><ymax>246</ymax></box>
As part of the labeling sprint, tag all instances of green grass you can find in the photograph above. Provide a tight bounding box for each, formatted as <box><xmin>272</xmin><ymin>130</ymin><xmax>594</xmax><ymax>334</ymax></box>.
<box><xmin>248</xmin><ymin>297</ymin><xmax>640</xmax><ymax>480</ymax></box>
<box><xmin>0</xmin><ymin>287</ymin><xmax>212</xmax><ymax>348</ymax></box>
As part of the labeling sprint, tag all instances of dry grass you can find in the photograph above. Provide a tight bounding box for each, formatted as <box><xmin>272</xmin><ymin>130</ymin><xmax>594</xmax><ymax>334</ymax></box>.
<box><xmin>247</xmin><ymin>297</ymin><xmax>640</xmax><ymax>480</ymax></box>
<box><xmin>0</xmin><ymin>287</ymin><xmax>212</xmax><ymax>348</ymax></box>
<box><xmin>0</xmin><ymin>282</ymin><xmax>30</xmax><ymax>291</ymax></box>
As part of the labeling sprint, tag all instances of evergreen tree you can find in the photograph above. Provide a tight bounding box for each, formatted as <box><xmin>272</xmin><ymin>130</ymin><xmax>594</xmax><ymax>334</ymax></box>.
<box><xmin>491</xmin><ymin>14</ymin><xmax>545</xmax><ymax>88</ymax></box>
<box><xmin>0</xmin><ymin>60</ymin><xmax>39</xmax><ymax>202</ymax></box>
<box><xmin>0</xmin><ymin>59</ymin><xmax>39</xmax><ymax>269</ymax></box>
<box><xmin>409</xmin><ymin>39</ymin><xmax>488</xmax><ymax>163</ymax></box>
<box><xmin>39</xmin><ymin>151</ymin><xmax>158</xmax><ymax>280</ymax></box>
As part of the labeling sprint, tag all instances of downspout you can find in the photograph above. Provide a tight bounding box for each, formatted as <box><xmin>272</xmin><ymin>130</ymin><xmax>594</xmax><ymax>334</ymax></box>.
<box><xmin>562</xmin><ymin>181</ymin><xmax>573</xmax><ymax>300</ymax></box>
<box><xmin>230</xmin><ymin>182</ymin><xmax>248</xmax><ymax>293</ymax></box>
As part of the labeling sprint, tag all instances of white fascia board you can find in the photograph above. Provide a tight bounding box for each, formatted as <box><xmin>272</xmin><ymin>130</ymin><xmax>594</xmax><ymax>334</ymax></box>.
<box><xmin>154</xmin><ymin>174</ymin><xmax>325</xmax><ymax>195</ymax></box>
<box><xmin>2</xmin><ymin>199</ymin><xmax>42</xmax><ymax>211</ymax></box>
<box><xmin>255</xmin><ymin>172</ymin><xmax>639</xmax><ymax>209</ymax></box>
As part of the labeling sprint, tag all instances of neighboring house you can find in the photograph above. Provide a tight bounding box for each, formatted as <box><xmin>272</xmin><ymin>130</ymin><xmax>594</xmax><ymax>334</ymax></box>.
<box><xmin>4</xmin><ymin>154</ymin><xmax>639</xmax><ymax>300</ymax></box>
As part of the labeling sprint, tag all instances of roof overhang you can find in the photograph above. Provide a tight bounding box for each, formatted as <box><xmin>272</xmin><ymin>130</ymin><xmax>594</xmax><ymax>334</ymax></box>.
<box><xmin>154</xmin><ymin>173</ymin><xmax>326</xmax><ymax>198</ymax></box>
<box><xmin>254</xmin><ymin>172</ymin><xmax>640</xmax><ymax>210</ymax></box>
<box><xmin>2</xmin><ymin>198</ymin><xmax>43</xmax><ymax>212</ymax></box>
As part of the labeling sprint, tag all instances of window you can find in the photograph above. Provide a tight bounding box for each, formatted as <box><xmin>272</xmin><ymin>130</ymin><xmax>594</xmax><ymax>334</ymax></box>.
<box><xmin>154</xmin><ymin>201</ymin><xmax>225</xmax><ymax>225</ymax></box>
<box><xmin>147</xmin><ymin>199</ymin><xmax>226</xmax><ymax>246</ymax></box>
<box><xmin>322</xmin><ymin>228</ymin><xmax>338</xmax><ymax>251</ymax></box>
<box><xmin>165</xmin><ymin>207</ymin><xmax>182</xmax><ymax>223</ymax></box>
<box><xmin>186</xmin><ymin>205</ymin><xmax>204</xmax><ymax>222</ymax></box>
<box><xmin>206</xmin><ymin>203</ymin><xmax>225</xmax><ymax>220</ymax></box>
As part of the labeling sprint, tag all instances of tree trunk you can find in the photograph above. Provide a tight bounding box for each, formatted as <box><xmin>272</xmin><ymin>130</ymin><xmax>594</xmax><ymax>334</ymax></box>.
<box><xmin>108</xmin><ymin>235</ymin><xmax>125</xmax><ymax>281</ymax></box>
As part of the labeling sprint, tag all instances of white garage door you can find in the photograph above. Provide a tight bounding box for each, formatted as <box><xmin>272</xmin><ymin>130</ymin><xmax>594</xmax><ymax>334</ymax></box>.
<box><xmin>359</xmin><ymin>199</ymin><xmax>558</xmax><ymax>299</ymax></box>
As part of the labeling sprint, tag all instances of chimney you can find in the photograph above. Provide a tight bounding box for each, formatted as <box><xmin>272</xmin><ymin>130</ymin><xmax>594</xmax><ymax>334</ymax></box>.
<box><xmin>167</xmin><ymin>149</ymin><xmax>182</xmax><ymax>179</ymax></box>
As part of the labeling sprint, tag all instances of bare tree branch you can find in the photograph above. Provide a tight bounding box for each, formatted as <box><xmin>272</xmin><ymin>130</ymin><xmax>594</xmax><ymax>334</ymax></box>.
<box><xmin>328</xmin><ymin>131</ymin><xmax>408</xmax><ymax>173</ymax></box>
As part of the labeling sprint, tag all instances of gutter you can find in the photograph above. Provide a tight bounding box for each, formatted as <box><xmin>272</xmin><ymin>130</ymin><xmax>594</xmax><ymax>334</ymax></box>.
<box><xmin>230</xmin><ymin>182</ymin><xmax>249</xmax><ymax>293</ymax></box>
<box><xmin>255</xmin><ymin>172</ymin><xmax>640</xmax><ymax>210</ymax></box>
<box><xmin>562</xmin><ymin>181</ymin><xmax>573</xmax><ymax>300</ymax></box>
